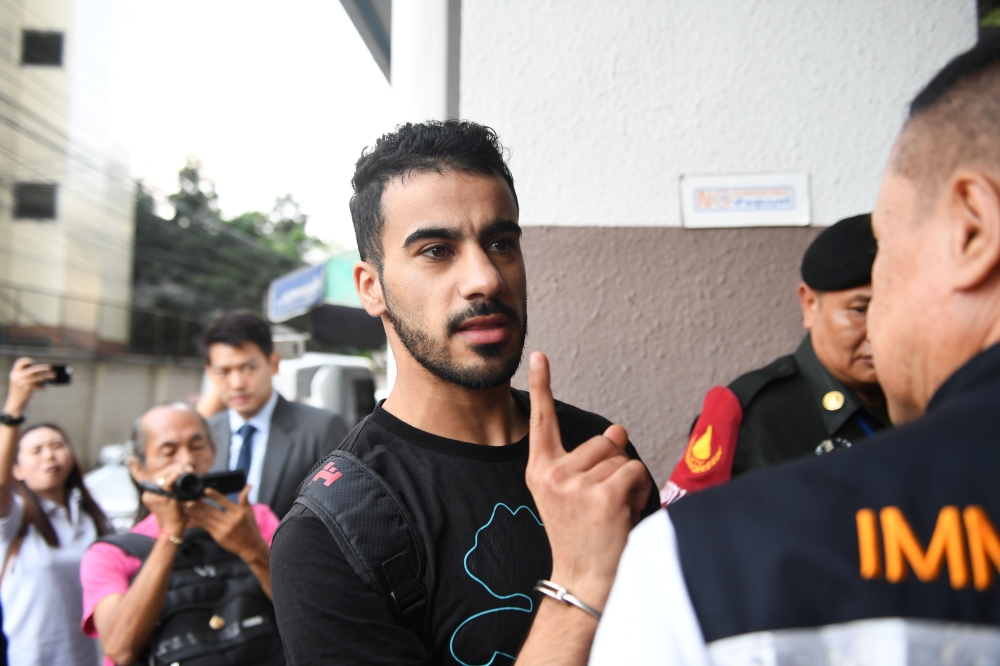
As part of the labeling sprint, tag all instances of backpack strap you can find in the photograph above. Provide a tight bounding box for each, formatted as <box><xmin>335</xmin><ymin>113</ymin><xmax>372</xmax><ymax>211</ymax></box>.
<box><xmin>292</xmin><ymin>449</ymin><xmax>427</xmax><ymax>625</ymax></box>
<box><xmin>97</xmin><ymin>532</ymin><xmax>156</xmax><ymax>561</ymax></box>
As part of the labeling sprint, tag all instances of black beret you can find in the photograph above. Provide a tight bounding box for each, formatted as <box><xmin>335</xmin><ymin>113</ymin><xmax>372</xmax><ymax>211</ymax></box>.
<box><xmin>800</xmin><ymin>214</ymin><xmax>876</xmax><ymax>292</ymax></box>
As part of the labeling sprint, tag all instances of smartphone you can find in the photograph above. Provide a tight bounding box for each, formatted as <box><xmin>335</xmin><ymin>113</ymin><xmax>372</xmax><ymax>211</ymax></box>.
<box><xmin>46</xmin><ymin>365</ymin><xmax>72</xmax><ymax>385</ymax></box>
<box><xmin>201</xmin><ymin>470</ymin><xmax>247</xmax><ymax>495</ymax></box>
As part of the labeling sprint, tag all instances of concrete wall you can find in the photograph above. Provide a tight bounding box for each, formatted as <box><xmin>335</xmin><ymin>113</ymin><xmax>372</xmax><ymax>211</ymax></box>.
<box><xmin>0</xmin><ymin>350</ymin><xmax>202</xmax><ymax>470</ymax></box>
<box><xmin>513</xmin><ymin>226</ymin><xmax>818</xmax><ymax>483</ymax></box>
<box><xmin>462</xmin><ymin>0</ymin><xmax>978</xmax><ymax>484</ymax></box>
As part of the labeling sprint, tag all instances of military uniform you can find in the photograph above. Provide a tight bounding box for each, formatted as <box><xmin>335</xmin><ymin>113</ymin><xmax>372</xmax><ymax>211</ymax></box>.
<box><xmin>729</xmin><ymin>334</ymin><xmax>890</xmax><ymax>476</ymax></box>
<box><xmin>661</xmin><ymin>213</ymin><xmax>889</xmax><ymax>505</ymax></box>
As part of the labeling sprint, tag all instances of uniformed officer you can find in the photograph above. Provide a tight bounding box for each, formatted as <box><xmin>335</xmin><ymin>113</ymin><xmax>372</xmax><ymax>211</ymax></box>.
<box><xmin>662</xmin><ymin>214</ymin><xmax>891</xmax><ymax>503</ymax></box>
<box><xmin>515</xmin><ymin>38</ymin><xmax>1000</xmax><ymax>666</ymax></box>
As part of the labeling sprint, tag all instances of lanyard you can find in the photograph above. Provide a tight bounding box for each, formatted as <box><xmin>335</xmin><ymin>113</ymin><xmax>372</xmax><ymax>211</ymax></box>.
<box><xmin>854</xmin><ymin>413</ymin><xmax>876</xmax><ymax>438</ymax></box>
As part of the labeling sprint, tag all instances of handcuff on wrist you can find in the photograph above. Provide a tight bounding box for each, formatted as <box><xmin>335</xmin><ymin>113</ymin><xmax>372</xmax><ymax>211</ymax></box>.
<box><xmin>534</xmin><ymin>580</ymin><xmax>602</xmax><ymax>620</ymax></box>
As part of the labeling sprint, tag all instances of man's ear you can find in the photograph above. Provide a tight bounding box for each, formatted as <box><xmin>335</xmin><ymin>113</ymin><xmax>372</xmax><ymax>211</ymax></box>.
<box><xmin>127</xmin><ymin>457</ymin><xmax>146</xmax><ymax>483</ymax></box>
<box><xmin>948</xmin><ymin>169</ymin><xmax>1000</xmax><ymax>292</ymax></box>
<box><xmin>11</xmin><ymin>463</ymin><xmax>23</xmax><ymax>482</ymax></box>
<box><xmin>798</xmin><ymin>282</ymin><xmax>820</xmax><ymax>330</ymax></box>
<box><xmin>355</xmin><ymin>260</ymin><xmax>387</xmax><ymax>317</ymax></box>
<box><xmin>269</xmin><ymin>351</ymin><xmax>281</xmax><ymax>375</ymax></box>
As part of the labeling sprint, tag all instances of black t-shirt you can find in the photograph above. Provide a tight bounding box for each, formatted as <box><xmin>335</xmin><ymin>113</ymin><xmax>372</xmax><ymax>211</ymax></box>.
<box><xmin>271</xmin><ymin>389</ymin><xmax>660</xmax><ymax>666</ymax></box>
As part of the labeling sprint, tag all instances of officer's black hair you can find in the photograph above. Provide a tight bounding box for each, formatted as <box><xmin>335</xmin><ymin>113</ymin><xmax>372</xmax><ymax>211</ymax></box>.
<box><xmin>893</xmin><ymin>38</ymin><xmax>1000</xmax><ymax>198</ymax></box>
<box><xmin>909</xmin><ymin>37</ymin><xmax>1000</xmax><ymax>117</ymax></box>
<box><xmin>349</xmin><ymin>120</ymin><xmax>518</xmax><ymax>273</ymax></box>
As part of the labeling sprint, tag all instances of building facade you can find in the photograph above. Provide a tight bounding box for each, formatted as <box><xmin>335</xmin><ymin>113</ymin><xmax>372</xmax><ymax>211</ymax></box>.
<box><xmin>349</xmin><ymin>0</ymin><xmax>977</xmax><ymax>483</ymax></box>
<box><xmin>0</xmin><ymin>0</ymin><xmax>133</xmax><ymax>352</ymax></box>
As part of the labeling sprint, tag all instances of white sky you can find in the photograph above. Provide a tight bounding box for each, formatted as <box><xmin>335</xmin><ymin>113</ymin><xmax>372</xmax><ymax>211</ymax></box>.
<box><xmin>109</xmin><ymin>0</ymin><xmax>396</xmax><ymax>250</ymax></box>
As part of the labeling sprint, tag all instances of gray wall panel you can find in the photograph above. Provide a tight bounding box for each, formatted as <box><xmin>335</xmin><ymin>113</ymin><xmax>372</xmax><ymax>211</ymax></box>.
<box><xmin>513</xmin><ymin>225</ymin><xmax>821</xmax><ymax>486</ymax></box>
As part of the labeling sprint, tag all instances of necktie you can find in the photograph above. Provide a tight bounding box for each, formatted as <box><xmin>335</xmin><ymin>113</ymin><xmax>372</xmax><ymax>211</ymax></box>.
<box><xmin>235</xmin><ymin>424</ymin><xmax>256</xmax><ymax>474</ymax></box>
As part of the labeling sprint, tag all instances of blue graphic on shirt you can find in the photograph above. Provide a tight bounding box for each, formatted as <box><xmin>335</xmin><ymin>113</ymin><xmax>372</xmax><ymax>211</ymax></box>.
<box><xmin>449</xmin><ymin>503</ymin><xmax>549</xmax><ymax>666</ymax></box>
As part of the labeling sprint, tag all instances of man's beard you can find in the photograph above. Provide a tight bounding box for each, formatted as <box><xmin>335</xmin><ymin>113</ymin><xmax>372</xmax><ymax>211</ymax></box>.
<box><xmin>383</xmin><ymin>287</ymin><xmax>527</xmax><ymax>390</ymax></box>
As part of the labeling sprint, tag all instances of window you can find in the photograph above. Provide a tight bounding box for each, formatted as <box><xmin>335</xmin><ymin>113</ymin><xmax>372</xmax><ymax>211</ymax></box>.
<box><xmin>14</xmin><ymin>183</ymin><xmax>58</xmax><ymax>219</ymax></box>
<box><xmin>21</xmin><ymin>31</ymin><xmax>63</xmax><ymax>66</ymax></box>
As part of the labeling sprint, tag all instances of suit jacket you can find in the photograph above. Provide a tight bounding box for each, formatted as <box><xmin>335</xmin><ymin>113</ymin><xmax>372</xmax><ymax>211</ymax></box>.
<box><xmin>209</xmin><ymin>395</ymin><xmax>349</xmax><ymax>518</ymax></box>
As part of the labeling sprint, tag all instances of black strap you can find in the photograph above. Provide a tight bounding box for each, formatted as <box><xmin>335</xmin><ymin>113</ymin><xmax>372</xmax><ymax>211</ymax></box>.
<box><xmin>292</xmin><ymin>449</ymin><xmax>427</xmax><ymax>625</ymax></box>
<box><xmin>98</xmin><ymin>532</ymin><xmax>156</xmax><ymax>561</ymax></box>
<box><xmin>382</xmin><ymin>552</ymin><xmax>427</xmax><ymax>620</ymax></box>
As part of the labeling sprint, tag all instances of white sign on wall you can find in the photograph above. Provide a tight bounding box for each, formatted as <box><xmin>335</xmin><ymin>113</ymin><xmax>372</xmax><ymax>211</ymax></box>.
<box><xmin>680</xmin><ymin>173</ymin><xmax>810</xmax><ymax>228</ymax></box>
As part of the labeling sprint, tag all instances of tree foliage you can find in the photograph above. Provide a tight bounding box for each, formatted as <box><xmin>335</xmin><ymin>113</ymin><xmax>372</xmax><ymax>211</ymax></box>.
<box><xmin>132</xmin><ymin>159</ymin><xmax>327</xmax><ymax>320</ymax></box>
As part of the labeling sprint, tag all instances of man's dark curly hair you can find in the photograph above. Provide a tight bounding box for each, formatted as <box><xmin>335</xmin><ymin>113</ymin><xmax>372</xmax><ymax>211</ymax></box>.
<box><xmin>349</xmin><ymin>120</ymin><xmax>518</xmax><ymax>271</ymax></box>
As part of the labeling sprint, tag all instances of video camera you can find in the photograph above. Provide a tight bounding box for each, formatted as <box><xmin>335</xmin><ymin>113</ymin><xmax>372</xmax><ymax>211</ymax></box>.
<box><xmin>139</xmin><ymin>470</ymin><xmax>246</xmax><ymax>502</ymax></box>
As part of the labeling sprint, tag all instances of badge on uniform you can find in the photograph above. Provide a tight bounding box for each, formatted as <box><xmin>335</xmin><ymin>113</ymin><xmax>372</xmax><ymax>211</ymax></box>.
<box><xmin>822</xmin><ymin>391</ymin><xmax>845</xmax><ymax>411</ymax></box>
<box><xmin>661</xmin><ymin>386</ymin><xmax>743</xmax><ymax>505</ymax></box>
<box><xmin>815</xmin><ymin>437</ymin><xmax>853</xmax><ymax>455</ymax></box>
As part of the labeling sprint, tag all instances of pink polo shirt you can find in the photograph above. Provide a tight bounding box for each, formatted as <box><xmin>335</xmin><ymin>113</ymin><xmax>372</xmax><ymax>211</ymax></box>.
<box><xmin>79</xmin><ymin>504</ymin><xmax>279</xmax><ymax>665</ymax></box>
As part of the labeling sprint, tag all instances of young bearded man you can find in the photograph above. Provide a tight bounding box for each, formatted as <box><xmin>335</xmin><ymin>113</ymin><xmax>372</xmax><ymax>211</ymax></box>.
<box><xmin>270</xmin><ymin>120</ymin><xmax>660</xmax><ymax>665</ymax></box>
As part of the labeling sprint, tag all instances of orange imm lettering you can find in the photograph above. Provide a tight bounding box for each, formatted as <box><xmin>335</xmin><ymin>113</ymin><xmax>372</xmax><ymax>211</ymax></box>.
<box><xmin>879</xmin><ymin>506</ymin><xmax>969</xmax><ymax>589</ymax></box>
<box><xmin>856</xmin><ymin>509</ymin><xmax>881</xmax><ymax>579</ymax></box>
<box><xmin>963</xmin><ymin>506</ymin><xmax>1000</xmax><ymax>591</ymax></box>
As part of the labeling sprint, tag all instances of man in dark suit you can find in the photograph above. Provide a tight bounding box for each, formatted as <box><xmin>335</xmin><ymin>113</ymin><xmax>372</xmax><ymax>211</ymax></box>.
<box><xmin>203</xmin><ymin>311</ymin><xmax>348</xmax><ymax>518</ymax></box>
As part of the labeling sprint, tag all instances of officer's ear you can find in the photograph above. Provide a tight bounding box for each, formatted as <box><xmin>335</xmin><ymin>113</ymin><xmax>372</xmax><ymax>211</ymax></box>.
<box><xmin>798</xmin><ymin>283</ymin><xmax>820</xmax><ymax>330</ymax></box>
<box><xmin>946</xmin><ymin>168</ymin><xmax>1000</xmax><ymax>293</ymax></box>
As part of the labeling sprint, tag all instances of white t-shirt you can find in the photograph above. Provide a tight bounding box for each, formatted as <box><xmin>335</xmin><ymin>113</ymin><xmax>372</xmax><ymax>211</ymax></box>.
<box><xmin>0</xmin><ymin>489</ymin><xmax>102</xmax><ymax>666</ymax></box>
<box><xmin>589</xmin><ymin>510</ymin><xmax>710</xmax><ymax>665</ymax></box>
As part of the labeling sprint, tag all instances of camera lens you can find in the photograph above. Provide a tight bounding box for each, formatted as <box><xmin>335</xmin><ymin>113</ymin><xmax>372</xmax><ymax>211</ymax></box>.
<box><xmin>173</xmin><ymin>473</ymin><xmax>205</xmax><ymax>502</ymax></box>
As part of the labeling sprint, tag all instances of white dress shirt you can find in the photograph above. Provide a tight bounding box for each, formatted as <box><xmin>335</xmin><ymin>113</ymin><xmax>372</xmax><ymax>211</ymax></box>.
<box><xmin>0</xmin><ymin>488</ymin><xmax>101</xmax><ymax>666</ymax></box>
<box><xmin>228</xmin><ymin>389</ymin><xmax>279</xmax><ymax>504</ymax></box>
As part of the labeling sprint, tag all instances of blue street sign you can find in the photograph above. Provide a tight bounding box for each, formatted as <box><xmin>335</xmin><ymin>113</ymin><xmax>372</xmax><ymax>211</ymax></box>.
<box><xmin>267</xmin><ymin>262</ymin><xmax>326</xmax><ymax>322</ymax></box>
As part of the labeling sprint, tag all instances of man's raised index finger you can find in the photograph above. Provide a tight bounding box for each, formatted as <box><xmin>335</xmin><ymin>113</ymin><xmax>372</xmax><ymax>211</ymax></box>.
<box><xmin>528</xmin><ymin>352</ymin><xmax>563</xmax><ymax>463</ymax></box>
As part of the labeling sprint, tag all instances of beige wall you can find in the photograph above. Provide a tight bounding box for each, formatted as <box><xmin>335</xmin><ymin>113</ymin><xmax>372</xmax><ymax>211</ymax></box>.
<box><xmin>512</xmin><ymin>226</ymin><xmax>820</xmax><ymax>486</ymax></box>
<box><xmin>455</xmin><ymin>1</ymin><xmax>979</xmax><ymax>487</ymax></box>
<box><xmin>0</xmin><ymin>351</ymin><xmax>202</xmax><ymax>470</ymax></box>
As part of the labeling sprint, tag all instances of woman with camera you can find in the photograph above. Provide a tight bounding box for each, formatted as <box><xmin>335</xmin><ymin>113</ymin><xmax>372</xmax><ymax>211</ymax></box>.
<box><xmin>0</xmin><ymin>358</ymin><xmax>109</xmax><ymax>665</ymax></box>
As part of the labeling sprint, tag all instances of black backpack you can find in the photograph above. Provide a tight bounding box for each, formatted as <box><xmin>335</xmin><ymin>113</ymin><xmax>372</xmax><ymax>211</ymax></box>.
<box><xmin>99</xmin><ymin>528</ymin><xmax>284</xmax><ymax>666</ymax></box>
<box><xmin>284</xmin><ymin>448</ymin><xmax>428</xmax><ymax>626</ymax></box>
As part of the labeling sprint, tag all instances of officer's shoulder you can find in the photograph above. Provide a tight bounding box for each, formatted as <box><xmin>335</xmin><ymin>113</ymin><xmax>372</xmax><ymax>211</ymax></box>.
<box><xmin>277</xmin><ymin>396</ymin><xmax>340</xmax><ymax>425</ymax></box>
<box><xmin>727</xmin><ymin>354</ymin><xmax>799</xmax><ymax>409</ymax></box>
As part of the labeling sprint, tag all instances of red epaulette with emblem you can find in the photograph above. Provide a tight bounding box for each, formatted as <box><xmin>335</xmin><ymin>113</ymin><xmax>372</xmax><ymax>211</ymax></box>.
<box><xmin>660</xmin><ymin>386</ymin><xmax>743</xmax><ymax>506</ymax></box>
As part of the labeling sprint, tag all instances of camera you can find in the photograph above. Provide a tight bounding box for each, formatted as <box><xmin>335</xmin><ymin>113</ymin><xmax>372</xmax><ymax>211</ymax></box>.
<box><xmin>140</xmin><ymin>470</ymin><xmax>246</xmax><ymax>502</ymax></box>
<box><xmin>47</xmin><ymin>364</ymin><xmax>72</xmax><ymax>385</ymax></box>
